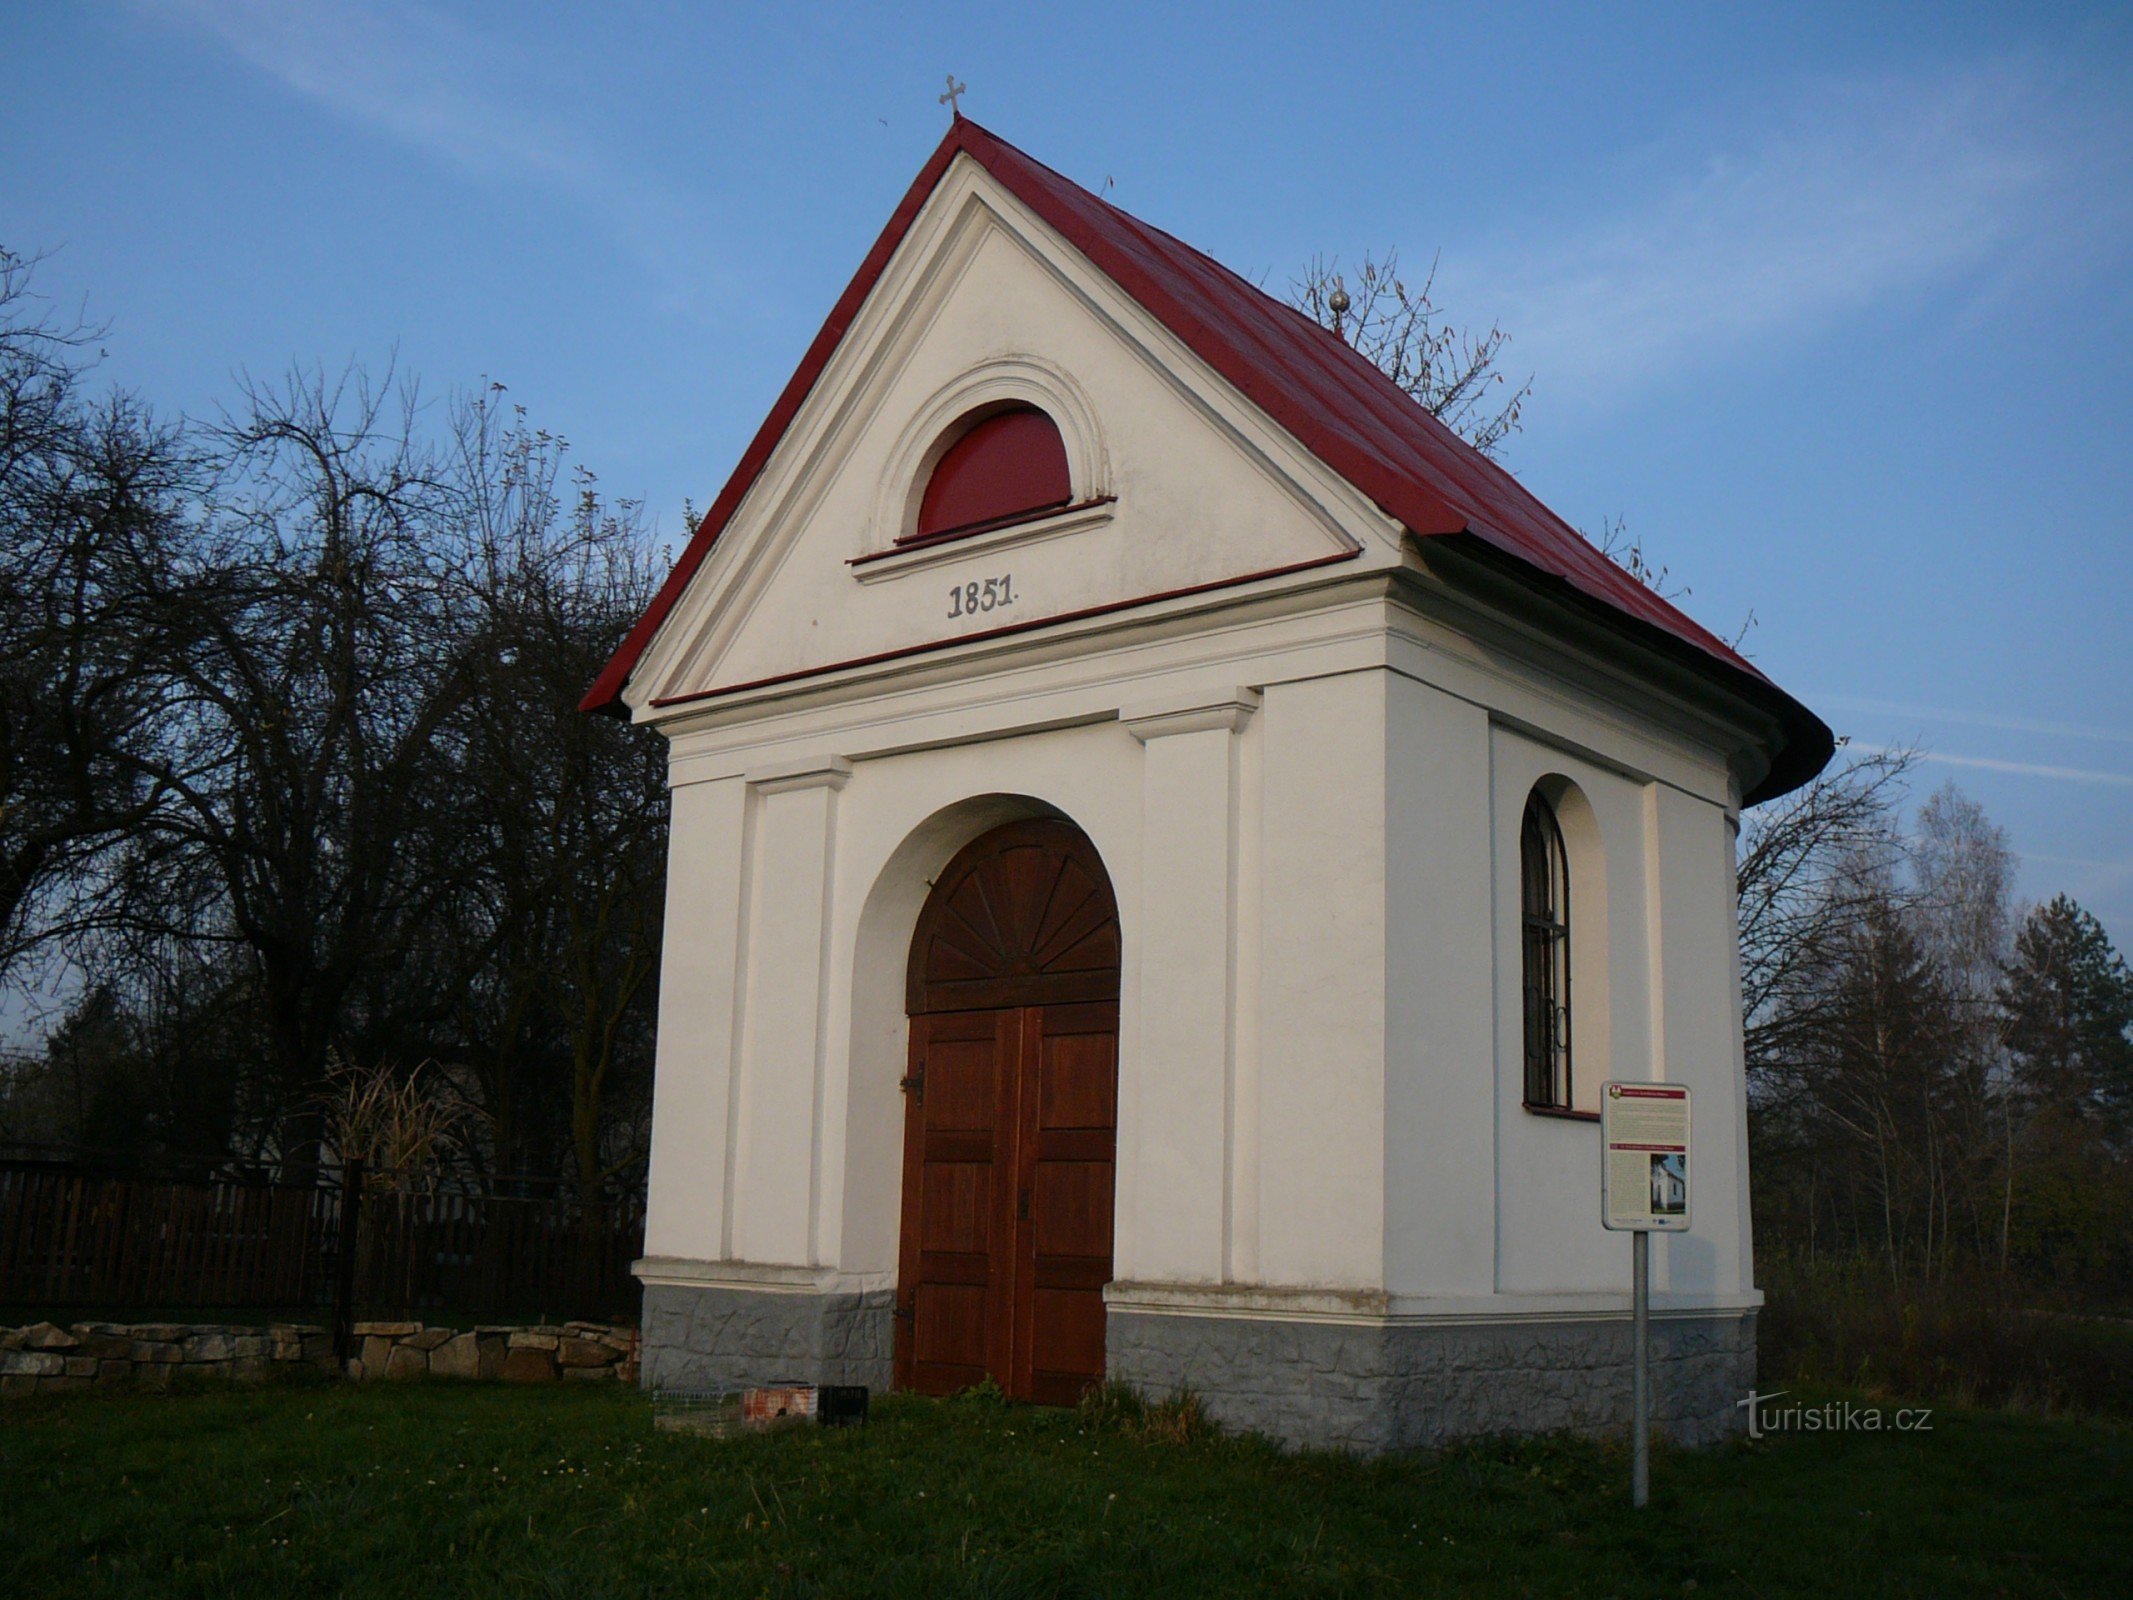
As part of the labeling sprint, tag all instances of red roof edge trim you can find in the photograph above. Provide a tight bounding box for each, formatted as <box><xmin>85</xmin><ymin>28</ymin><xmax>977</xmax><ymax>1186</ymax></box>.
<box><xmin>579</xmin><ymin>125</ymin><xmax>978</xmax><ymax>715</ymax></box>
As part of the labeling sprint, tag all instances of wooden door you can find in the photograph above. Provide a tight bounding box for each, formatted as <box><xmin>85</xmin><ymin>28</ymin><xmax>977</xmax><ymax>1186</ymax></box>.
<box><xmin>898</xmin><ymin>1007</ymin><xmax>1019</xmax><ymax>1395</ymax></box>
<box><xmin>895</xmin><ymin>820</ymin><xmax>1119</xmax><ymax>1403</ymax></box>
<box><xmin>1013</xmin><ymin>999</ymin><xmax>1117</xmax><ymax>1404</ymax></box>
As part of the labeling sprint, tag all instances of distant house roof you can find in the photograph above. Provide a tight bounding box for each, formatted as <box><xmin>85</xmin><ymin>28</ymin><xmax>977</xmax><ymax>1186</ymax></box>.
<box><xmin>584</xmin><ymin>117</ymin><xmax>1830</xmax><ymax>804</ymax></box>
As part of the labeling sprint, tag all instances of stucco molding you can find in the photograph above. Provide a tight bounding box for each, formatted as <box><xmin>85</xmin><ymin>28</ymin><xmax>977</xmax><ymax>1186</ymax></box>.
<box><xmin>631</xmin><ymin>1256</ymin><xmax>894</xmax><ymax>1294</ymax></box>
<box><xmin>1105</xmin><ymin>1278</ymin><xmax>1762</xmax><ymax>1326</ymax></box>
<box><xmin>744</xmin><ymin>755</ymin><xmax>854</xmax><ymax>795</ymax></box>
<box><xmin>868</xmin><ymin>352</ymin><xmax>1112</xmax><ymax>552</ymax></box>
<box><xmin>849</xmin><ymin>498</ymin><xmax>1116</xmax><ymax>584</ymax></box>
<box><xmin>1121</xmin><ymin>686</ymin><xmax>1261</xmax><ymax>742</ymax></box>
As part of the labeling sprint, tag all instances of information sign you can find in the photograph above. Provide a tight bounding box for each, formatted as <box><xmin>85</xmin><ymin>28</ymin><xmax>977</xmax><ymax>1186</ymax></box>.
<box><xmin>1601</xmin><ymin>1081</ymin><xmax>1691</xmax><ymax>1232</ymax></box>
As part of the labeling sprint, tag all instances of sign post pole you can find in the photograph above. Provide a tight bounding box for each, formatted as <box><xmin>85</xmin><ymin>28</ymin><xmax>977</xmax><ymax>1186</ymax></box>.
<box><xmin>1601</xmin><ymin>1080</ymin><xmax>1689</xmax><ymax>1512</ymax></box>
<box><xmin>1632</xmin><ymin>1227</ymin><xmax>1649</xmax><ymax>1509</ymax></box>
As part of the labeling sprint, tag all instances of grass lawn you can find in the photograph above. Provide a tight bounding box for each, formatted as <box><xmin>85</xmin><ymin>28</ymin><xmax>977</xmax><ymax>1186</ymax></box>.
<box><xmin>1</xmin><ymin>1379</ymin><xmax>2125</xmax><ymax>1598</ymax></box>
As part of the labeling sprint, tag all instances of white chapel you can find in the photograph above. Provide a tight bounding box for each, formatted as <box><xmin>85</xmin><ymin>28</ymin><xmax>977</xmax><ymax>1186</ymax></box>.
<box><xmin>584</xmin><ymin>118</ymin><xmax>1832</xmax><ymax>1452</ymax></box>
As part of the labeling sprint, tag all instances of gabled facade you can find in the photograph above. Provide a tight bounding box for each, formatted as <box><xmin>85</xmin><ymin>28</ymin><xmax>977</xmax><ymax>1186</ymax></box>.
<box><xmin>594</xmin><ymin>120</ymin><xmax>1830</xmax><ymax>1452</ymax></box>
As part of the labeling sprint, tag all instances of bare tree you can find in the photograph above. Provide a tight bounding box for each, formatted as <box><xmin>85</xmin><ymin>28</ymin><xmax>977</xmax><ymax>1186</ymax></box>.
<box><xmin>430</xmin><ymin>386</ymin><xmax>667</xmax><ymax>1192</ymax></box>
<box><xmin>1909</xmin><ymin>784</ymin><xmax>2015</xmax><ymax>1265</ymax></box>
<box><xmin>1291</xmin><ymin>250</ymin><xmax>1530</xmax><ymax>456</ymax></box>
<box><xmin>102</xmin><ymin>365</ymin><xmax>488</xmax><ymax>1178</ymax></box>
<box><xmin>0</xmin><ymin>249</ymin><xmax>192</xmax><ymax>978</ymax></box>
<box><xmin>1738</xmin><ymin>744</ymin><xmax>1913</xmax><ymax>1088</ymax></box>
<box><xmin>3</xmin><ymin>240</ymin><xmax>670</xmax><ymax>1193</ymax></box>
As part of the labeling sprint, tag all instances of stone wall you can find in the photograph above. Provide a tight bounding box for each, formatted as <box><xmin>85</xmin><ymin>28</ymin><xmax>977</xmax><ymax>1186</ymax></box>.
<box><xmin>345</xmin><ymin>1320</ymin><xmax>638</xmax><ymax>1383</ymax></box>
<box><xmin>1</xmin><ymin>1320</ymin><xmax>335</xmax><ymax>1394</ymax></box>
<box><xmin>0</xmin><ymin>1319</ymin><xmax>637</xmax><ymax>1397</ymax></box>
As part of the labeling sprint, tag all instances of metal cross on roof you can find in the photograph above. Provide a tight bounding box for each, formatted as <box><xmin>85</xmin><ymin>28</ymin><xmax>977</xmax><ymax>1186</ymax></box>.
<box><xmin>939</xmin><ymin>75</ymin><xmax>967</xmax><ymax>117</ymax></box>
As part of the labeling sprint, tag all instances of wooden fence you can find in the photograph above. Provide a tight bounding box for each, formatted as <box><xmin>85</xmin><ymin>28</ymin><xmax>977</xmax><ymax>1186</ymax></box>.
<box><xmin>352</xmin><ymin>1185</ymin><xmax>645</xmax><ymax>1324</ymax></box>
<box><xmin>0</xmin><ymin>1160</ymin><xmax>644</xmax><ymax>1325</ymax></box>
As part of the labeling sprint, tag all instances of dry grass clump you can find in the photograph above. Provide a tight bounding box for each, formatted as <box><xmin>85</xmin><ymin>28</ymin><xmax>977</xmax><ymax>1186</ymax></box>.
<box><xmin>1075</xmin><ymin>1380</ymin><xmax>1222</xmax><ymax>1445</ymax></box>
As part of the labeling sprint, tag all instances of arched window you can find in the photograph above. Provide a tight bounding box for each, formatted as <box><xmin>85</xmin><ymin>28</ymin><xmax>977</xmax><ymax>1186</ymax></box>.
<box><xmin>1520</xmin><ymin>789</ymin><xmax>1572</xmax><ymax>1110</ymax></box>
<box><xmin>904</xmin><ymin>405</ymin><xmax>1071</xmax><ymax>544</ymax></box>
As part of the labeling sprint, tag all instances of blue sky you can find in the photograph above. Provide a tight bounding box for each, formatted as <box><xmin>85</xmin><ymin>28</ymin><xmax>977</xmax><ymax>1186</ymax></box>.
<box><xmin>6</xmin><ymin>1</ymin><xmax>2131</xmax><ymax>950</ymax></box>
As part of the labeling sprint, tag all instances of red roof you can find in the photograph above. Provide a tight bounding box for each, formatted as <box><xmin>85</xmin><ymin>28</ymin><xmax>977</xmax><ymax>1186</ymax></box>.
<box><xmin>584</xmin><ymin>118</ymin><xmax>1830</xmax><ymax>803</ymax></box>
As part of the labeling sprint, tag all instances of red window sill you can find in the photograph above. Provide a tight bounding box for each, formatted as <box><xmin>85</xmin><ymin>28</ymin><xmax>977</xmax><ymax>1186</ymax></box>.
<box><xmin>851</xmin><ymin>495</ymin><xmax>1115</xmax><ymax>567</ymax></box>
<box><xmin>1523</xmin><ymin>1102</ymin><xmax>1600</xmax><ymax>1123</ymax></box>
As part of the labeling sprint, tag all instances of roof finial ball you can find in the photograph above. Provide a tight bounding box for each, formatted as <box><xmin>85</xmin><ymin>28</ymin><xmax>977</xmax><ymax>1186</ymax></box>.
<box><xmin>1327</xmin><ymin>277</ymin><xmax>1350</xmax><ymax>336</ymax></box>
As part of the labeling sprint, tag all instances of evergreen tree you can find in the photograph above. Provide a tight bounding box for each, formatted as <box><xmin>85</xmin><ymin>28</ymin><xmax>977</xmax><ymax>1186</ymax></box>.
<box><xmin>2001</xmin><ymin>896</ymin><xmax>2133</xmax><ymax>1140</ymax></box>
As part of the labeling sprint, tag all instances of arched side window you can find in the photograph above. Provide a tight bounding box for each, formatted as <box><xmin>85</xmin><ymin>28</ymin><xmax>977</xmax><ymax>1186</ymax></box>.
<box><xmin>1520</xmin><ymin>789</ymin><xmax>1572</xmax><ymax>1110</ymax></box>
<box><xmin>902</xmin><ymin>404</ymin><xmax>1071</xmax><ymax>545</ymax></box>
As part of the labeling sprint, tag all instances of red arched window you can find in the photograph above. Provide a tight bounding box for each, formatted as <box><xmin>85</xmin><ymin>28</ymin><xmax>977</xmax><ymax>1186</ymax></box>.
<box><xmin>906</xmin><ymin>405</ymin><xmax>1071</xmax><ymax>543</ymax></box>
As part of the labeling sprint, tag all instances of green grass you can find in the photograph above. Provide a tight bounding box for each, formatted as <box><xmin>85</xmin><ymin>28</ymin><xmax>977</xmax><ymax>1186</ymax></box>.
<box><xmin>1</xmin><ymin>1379</ymin><xmax>2125</xmax><ymax>1598</ymax></box>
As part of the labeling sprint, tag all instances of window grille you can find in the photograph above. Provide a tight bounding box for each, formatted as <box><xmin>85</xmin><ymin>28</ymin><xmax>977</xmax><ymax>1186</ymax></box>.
<box><xmin>1520</xmin><ymin>791</ymin><xmax>1572</xmax><ymax>1109</ymax></box>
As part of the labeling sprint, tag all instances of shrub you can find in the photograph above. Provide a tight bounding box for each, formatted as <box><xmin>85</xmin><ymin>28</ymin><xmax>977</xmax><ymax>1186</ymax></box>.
<box><xmin>1759</xmin><ymin>1261</ymin><xmax>2133</xmax><ymax>1419</ymax></box>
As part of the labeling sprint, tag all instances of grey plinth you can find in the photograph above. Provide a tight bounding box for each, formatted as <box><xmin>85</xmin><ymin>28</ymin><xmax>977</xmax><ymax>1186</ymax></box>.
<box><xmin>638</xmin><ymin>1277</ymin><xmax>1753</xmax><ymax>1455</ymax></box>
<box><xmin>639</xmin><ymin>1283</ymin><xmax>895</xmax><ymax>1394</ymax></box>
<box><xmin>1106</xmin><ymin>1304</ymin><xmax>1756</xmax><ymax>1454</ymax></box>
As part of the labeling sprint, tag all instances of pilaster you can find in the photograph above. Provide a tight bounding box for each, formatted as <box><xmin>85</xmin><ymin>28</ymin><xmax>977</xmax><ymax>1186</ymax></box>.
<box><xmin>727</xmin><ymin>757</ymin><xmax>851</xmax><ymax>1266</ymax></box>
<box><xmin>1119</xmin><ymin>688</ymin><xmax>1257</xmax><ymax>1282</ymax></box>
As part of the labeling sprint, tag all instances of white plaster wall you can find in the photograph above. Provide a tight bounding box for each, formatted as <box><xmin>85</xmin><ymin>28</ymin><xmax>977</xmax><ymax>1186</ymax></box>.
<box><xmin>1252</xmin><ymin>672</ymin><xmax>1390</xmax><ymax>1289</ymax></box>
<box><xmin>1485</xmin><ymin>721</ymin><xmax>1745</xmax><ymax>1302</ymax></box>
<box><xmin>643</xmin><ymin>646</ymin><xmax>1760</xmax><ymax>1319</ymax></box>
<box><xmin>644</xmin><ymin>661</ymin><xmax>1436</xmax><ymax>1301</ymax></box>
<box><xmin>1647</xmin><ymin>786</ymin><xmax>1756</xmax><ymax>1301</ymax></box>
<box><xmin>642</xmin><ymin>774</ymin><xmax>747</xmax><ymax>1262</ymax></box>
<box><xmin>726</xmin><ymin>765</ymin><xmax>846</xmax><ymax>1266</ymax></box>
<box><xmin>1122</xmin><ymin>688</ymin><xmax>1256</xmax><ymax>1284</ymax></box>
<box><xmin>1382</xmin><ymin>672</ymin><xmax>1497</xmax><ymax>1300</ymax></box>
<box><xmin>1488</xmin><ymin>726</ymin><xmax>1650</xmax><ymax>1296</ymax></box>
<box><xmin>648</xmin><ymin>720</ymin><xmax>1146</xmax><ymax>1283</ymax></box>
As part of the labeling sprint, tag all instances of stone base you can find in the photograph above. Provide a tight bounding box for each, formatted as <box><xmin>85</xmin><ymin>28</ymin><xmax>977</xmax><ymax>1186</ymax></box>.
<box><xmin>1107</xmin><ymin>1305</ymin><xmax>1756</xmax><ymax>1454</ymax></box>
<box><xmin>633</xmin><ymin>1280</ymin><xmax>1752</xmax><ymax>1455</ymax></box>
<box><xmin>639</xmin><ymin>1283</ymin><xmax>895</xmax><ymax>1395</ymax></box>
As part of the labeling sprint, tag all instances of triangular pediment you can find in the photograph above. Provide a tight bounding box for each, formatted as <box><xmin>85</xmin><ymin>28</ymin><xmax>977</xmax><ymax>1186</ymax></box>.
<box><xmin>619</xmin><ymin>156</ymin><xmax>1403</xmax><ymax>715</ymax></box>
<box><xmin>588</xmin><ymin>119</ymin><xmax>1827</xmax><ymax>802</ymax></box>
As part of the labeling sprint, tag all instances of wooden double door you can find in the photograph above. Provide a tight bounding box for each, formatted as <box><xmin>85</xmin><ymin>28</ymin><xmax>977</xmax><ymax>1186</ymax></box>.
<box><xmin>895</xmin><ymin>820</ymin><xmax>1120</xmax><ymax>1405</ymax></box>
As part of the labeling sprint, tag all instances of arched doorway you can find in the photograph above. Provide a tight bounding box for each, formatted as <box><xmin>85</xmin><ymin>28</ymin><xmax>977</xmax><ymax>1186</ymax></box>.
<box><xmin>895</xmin><ymin>817</ymin><xmax>1120</xmax><ymax>1403</ymax></box>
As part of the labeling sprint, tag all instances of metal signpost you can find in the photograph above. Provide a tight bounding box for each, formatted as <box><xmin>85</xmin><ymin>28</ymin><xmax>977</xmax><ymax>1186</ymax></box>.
<box><xmin>1600</xmin><ymin>1082</ymin><xmax>1691</xmax><ymax>1509</ymax></box>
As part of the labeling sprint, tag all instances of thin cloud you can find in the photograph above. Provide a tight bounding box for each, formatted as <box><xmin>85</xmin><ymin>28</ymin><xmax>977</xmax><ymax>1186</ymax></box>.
<box><xmin>134</xmin><ymin>1</ymin><xmax>595</xmax><ymax>182</ymax></box>
<box><xmin>1456</xmin><ymin>59</ymin><xmax>2122</xmax><ymax>397</ymax></box>
<box><xmin>1853</xmin><ymin>744</ymin><xmax>2133</xmax><ymax>789</ymax></box>
<box><xmin>127</xmin><ymin>0</ymin><xmax>711</xmax><ymax>303</ymax></box>
<box><xmin>2025</xmin><ymin>852</ymin><xmax>2133</xmax><ymax>874</ymax></box>
<box><xmin>1815</xmin><ymin>693</ymin><xmax>2133</xmax><ymax>748</ymax></box>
